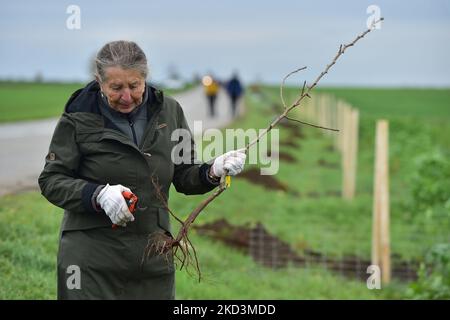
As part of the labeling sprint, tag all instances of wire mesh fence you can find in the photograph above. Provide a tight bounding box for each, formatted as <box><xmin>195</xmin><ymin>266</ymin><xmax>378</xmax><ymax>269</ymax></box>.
<box><xmin>195</xmin><ymin>218</ymin><xmax>448</xmax><ymax>283</ymax></box>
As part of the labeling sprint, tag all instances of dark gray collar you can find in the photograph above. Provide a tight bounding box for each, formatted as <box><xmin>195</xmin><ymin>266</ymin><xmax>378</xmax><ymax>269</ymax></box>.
<box><xmin>99</xmin><ymin>86</ymin><xmax>149</xmax><ymax>121</ymax></box>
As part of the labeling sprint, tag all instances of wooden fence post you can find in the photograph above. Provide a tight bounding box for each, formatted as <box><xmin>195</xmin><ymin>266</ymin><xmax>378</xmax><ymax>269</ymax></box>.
<box><xmin>342</xmin><ymin>107</ymin><xmax>359</xmax><ymax>200</ymax></box>
<box><xmin>317</xmin><ymin>96</ymin><xmax>324</xmax><ymax>131</ymax></box>
<box><xmin>329</xmin><ymin>96</ymin><xmax>338</xmax><ymax>150</ymax></box>
<box><xmin>322</xmin><ymin>95</ymin><xmax>329</xmax><ymax>136</ymax></box>
<box><xmin>336</xmin><ymin>100</ymin><xmax>346</xmax><ymax>152</ymax></box>
<box><xmin>322</xmin><ymin>95</ymin><xmax>331</xmax><ymax>137</ymax></box>
<box><xmin>303</xmin><ymin>96</ymin><xmax>311</xmax><ymax>122</ymax></box>
<box><xmin>372</xmin><ymin>120</ymin><xmax>391</xmax><ymax>284</ymax></box>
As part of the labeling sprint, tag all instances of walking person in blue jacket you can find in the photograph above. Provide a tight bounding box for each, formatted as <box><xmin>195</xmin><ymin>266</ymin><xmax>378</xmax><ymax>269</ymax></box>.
<box><xmin>225</xmin><ymin>73</ymin><xmax>244</xmax><ymax>118</ymax></box>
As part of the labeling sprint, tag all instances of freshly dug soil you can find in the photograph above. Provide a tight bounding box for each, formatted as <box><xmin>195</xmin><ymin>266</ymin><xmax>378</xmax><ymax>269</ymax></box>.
<box><xmin>317</xmin><ymin>158</ymin><xmax>339</xmax><ymax>169</ymax></box>
<box><xmin>267</xmin><ymin>150</ymin><xmax>297</xmax><ymax>163</ymax></box>
<box><xmin>194</xmin><ymin>219</ymin><xmax>418</xmax><ymax>281</ymax></box>
<box><xmin>235</xmin><ymin>168</ymin><xmax>290</xmax><ymax>192</ymax></box>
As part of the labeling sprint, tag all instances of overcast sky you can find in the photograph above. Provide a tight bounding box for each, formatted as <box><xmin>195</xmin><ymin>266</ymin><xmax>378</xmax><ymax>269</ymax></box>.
<box><xmin>1</xmin><ymin>0</ymin><xmax>450</xmax><ymax>86</ymax></box>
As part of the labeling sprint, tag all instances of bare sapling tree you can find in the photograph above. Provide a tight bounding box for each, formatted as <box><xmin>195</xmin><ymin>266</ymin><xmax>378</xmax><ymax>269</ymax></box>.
<box><xmin>143</xmin><ymin>18</ymin><xmax>384</xmax><ymax>281</ymax></box>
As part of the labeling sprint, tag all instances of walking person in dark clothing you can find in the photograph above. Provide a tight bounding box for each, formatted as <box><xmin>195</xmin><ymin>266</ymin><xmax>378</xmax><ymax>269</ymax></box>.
<box><xmin>225</xmin><ymin>73</ymin><xmax>244</xmax><ymax>118</ymax></box>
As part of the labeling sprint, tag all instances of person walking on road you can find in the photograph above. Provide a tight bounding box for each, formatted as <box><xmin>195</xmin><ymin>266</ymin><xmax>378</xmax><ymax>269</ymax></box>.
<box><xmin>225</xmin><ymin>73</ymin><xmax>244</xmax><ymax>118</ymax></box>
<box><xmin>38</xmin><ymin>40</ymin><xmax>247</xmax><ymax>300</ymax></box>
<box><xmin>202</xmin><ymin>74</ymin><xmax>220</xmax><ymax>117</ymax></box>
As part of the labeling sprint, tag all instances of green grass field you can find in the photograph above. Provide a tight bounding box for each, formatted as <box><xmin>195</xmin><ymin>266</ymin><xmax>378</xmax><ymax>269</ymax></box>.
<box><xmin>0</xmin><ymin>192</ymin><xmax>401</xmax><ymax>299</ymax></box>
<box><xmin>0</xmin><ymin>82</ymin><xmax>83</xmax><ymax>123</ymax></box>
<box><xmin>0</xmin><ymin>81</ymin><xmax>192</xmax><ymax>123</ymax></box>
<box><xmin>0</xmin><ymin>85</ymin><xmax>449</xmax><ymax>299</ymax></box>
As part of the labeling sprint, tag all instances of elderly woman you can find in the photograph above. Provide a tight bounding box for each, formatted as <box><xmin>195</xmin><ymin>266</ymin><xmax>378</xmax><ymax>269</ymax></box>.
<box><xmin>38</xmin><ymin>40</ymin><xmax>246</xmax><ymax>299</ymax></box>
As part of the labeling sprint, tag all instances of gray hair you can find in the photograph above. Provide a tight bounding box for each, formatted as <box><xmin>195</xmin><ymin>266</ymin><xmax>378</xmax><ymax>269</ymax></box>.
<box><xmin>95</xmin><ymin>40</ymin><xmax>149</xmax><ymax>82</ymax></box>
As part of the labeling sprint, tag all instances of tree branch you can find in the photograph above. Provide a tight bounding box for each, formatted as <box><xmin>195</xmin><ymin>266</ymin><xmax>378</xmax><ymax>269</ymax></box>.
<box><xmin>143</xmin><ymin>18</ymin><xmax>384</xmax><ymax>281</ymax></box>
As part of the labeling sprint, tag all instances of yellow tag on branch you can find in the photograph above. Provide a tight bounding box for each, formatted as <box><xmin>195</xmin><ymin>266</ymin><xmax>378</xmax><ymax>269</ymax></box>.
<box><xmin>225</xmin><ymin>176</ymin><xmax>231</xmax><ymax>188</ymax></box>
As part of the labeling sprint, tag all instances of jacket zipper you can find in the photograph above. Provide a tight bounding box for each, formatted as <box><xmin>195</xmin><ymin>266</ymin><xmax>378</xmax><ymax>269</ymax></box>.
<box><xmin>128</xmin><ymin>120</ymin><xmax>138</xmax><ymax>145</ymax></box>
<box><xmin>139</xmin><ymin>105</ymin><xmax>163</xmax><ymax>149</ymax></box>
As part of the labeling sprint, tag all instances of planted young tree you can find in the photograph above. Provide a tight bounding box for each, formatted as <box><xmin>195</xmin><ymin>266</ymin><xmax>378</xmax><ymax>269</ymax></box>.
<box><xmin>143</xmin><ymin>18</ymin><xmax>384</xmax><ymax>281</ymax></box>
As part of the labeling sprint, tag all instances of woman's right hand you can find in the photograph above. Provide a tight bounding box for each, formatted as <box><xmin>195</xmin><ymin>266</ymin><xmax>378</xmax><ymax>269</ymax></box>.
<box><xmin>211</xmin><ymin>149</ymin><xmax>247</xmax><ymax>178</ymax></box>
<box><xmin>96</xmin><ymin>184</ymin><xmax>135</xmax><ymax>227</ymax></box>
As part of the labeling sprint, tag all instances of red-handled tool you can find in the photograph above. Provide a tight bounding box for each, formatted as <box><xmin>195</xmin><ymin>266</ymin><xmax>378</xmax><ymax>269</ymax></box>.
<box><xmin>112</xmin><ymin>191</ymin><xmax>139</xmax><ymax>229</ymax></box>
<box><xmin>123</xmin><ymin>190</ymin><xmax>138</xmax><ymax>214</ymax></box>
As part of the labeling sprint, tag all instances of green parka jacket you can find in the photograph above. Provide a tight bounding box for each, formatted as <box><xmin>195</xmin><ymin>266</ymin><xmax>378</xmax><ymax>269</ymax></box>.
<box><xmin>39</xmin><ymin>81</ymin><xmax>217</xmax><ymax>235</ymax></box>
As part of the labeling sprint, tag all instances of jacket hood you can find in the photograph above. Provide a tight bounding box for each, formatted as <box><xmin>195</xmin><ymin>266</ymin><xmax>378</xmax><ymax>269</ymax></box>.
<box><xmin>64</xmin><ymin>80</ymin><xmax>164</xmax><ymax>114</ymax></box>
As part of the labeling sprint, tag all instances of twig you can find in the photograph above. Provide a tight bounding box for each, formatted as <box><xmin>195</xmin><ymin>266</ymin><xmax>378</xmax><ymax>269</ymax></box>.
<box><xmin>285</xmin><ymin>116</ymin><xmax>339</xmax><ymax>132</ymax></box>
<box><xmin>280</xmin><ymin>67</ymin><xmax>307</xmax><ymax>109</ymax></box>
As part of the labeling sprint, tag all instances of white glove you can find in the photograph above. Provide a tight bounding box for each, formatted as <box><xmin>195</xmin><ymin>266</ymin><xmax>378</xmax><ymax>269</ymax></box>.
<box><xmin>211</xmin><ymin>149</ymin><xmax>246</xmax><ymax>177</ymax></box>
<box><xmin>96</xmin><ymin>184</ymin><xmax>135</xmax><ymax>227</ymax></box>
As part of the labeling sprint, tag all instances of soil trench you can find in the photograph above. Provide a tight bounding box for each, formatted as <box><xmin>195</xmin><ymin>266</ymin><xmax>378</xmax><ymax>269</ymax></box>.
<box><xmin>193</xmin><ymin>219</ymin><xmax>418</xmax><ymax>282</ymax></box>
<box><xmin>235</xmin><ymin>168</ymin><xmax>341</xmax><ymax>199</ymax></box>
<box><xmin>235</xmin><ymin>168</ymin><xmax>290</xmax><ymax>192</ymax></box>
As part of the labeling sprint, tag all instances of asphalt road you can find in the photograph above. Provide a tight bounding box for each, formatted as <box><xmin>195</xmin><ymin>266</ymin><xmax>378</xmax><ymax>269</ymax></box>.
<box><xmin>0</xmin><ymin>86</ymin><xmax>239</xmax><ymax>196</ymax></box>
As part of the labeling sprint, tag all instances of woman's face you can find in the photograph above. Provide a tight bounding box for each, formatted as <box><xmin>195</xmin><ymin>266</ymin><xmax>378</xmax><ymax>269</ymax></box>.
<box><xmin>98</xmin><ymin>66</ymin><xmax>146</xmax><ymax>113</ymax></box>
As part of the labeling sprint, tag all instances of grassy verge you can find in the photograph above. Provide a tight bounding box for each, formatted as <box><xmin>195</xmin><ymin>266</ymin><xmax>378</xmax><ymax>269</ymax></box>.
<box><xmin>0</xmin><ymin>81</ymin><xmax>193</xmax><ymax>123</ymax></box>
<box><xmin>0</xmin><ymin>192</ymin><xmax>401</xmax><ymax>299</ymax></box>
<box><xmin>0</xmin><ymin>192</ymin><xmax>59</xmax><ymax>299</ymax></box>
